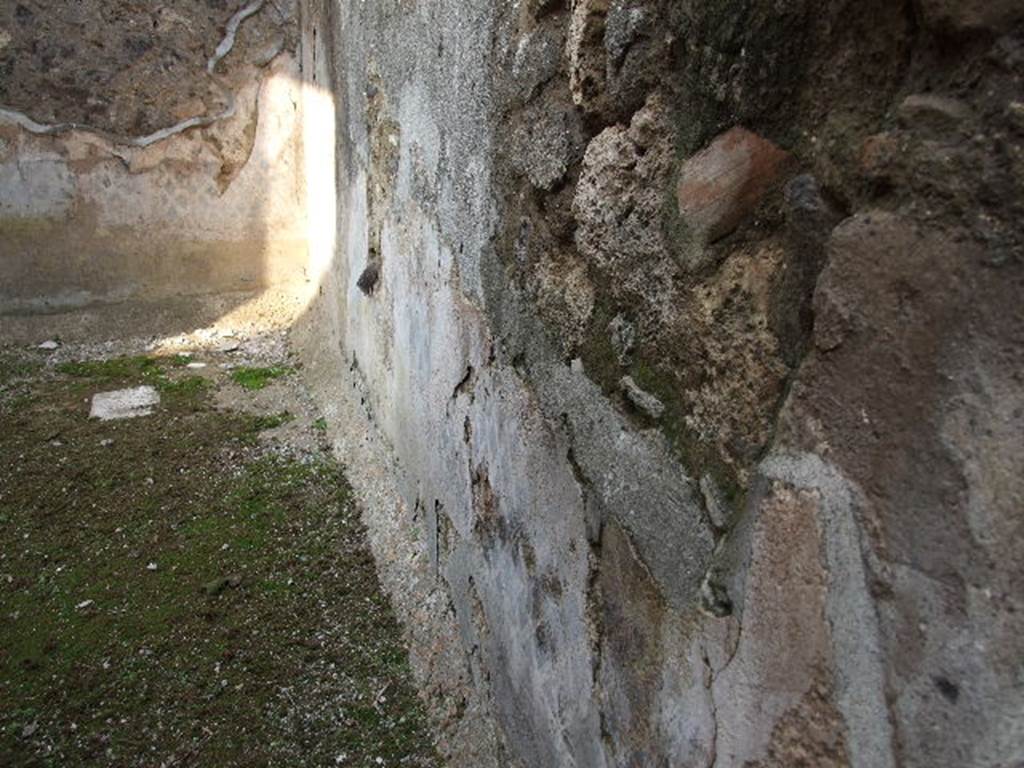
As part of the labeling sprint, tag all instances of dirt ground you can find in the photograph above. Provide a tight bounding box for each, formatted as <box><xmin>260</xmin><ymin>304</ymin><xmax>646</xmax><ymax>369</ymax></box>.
<box><xmin>0</xmin><ymin>332</ymin><xmax>439</xmax><ymax>767</ymax></box>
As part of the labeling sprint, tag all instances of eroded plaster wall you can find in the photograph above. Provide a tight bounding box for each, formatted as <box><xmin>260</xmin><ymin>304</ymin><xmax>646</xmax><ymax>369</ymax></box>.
<box><xmin>5</xmin><ymin>1</ymin><xmax>1021</xmax><ymax>765</ymax></box>
<box><xmin>294</xmin><ymin>1</ymin><xmax>1024</xmax><ymax>766</ymax></box>
<box><xmin>0</xmin><ymin>1</ymin><xmax>307</xmax><ymax>313</ymax></box>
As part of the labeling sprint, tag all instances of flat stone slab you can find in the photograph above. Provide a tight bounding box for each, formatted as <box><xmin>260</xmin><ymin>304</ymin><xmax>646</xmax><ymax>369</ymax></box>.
<box><xmin>89</xmin><ymin>386</ymin><xmax>160</xmax><ymax>421</ymax></box>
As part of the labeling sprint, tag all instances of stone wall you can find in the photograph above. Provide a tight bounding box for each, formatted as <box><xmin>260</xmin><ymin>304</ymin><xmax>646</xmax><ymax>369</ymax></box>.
<box><xmin>0</xmin><ymin>1</ymin><xmax>306</xmax><ymax>313</ymax></box>
<box><xmin>295</xmin><ymin>1</ymin><xmax>1024</xmax><ymax>766</ymax></box>
<box><xmin>4</xmin><ymin>1</ymin><xmax>1022</xmax><ymax>765</ymax></box>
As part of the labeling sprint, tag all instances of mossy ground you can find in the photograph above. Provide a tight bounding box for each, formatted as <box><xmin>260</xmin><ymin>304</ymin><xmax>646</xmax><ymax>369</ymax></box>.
<box><xmin>0</xmin><ymin>351</ymin><xmax>439</xmax><ymax>767</ymax></box>
<box><xmin>230</xmin><ymin>366</ymin><xmax>294</xmax><ymax>391</ymax></box>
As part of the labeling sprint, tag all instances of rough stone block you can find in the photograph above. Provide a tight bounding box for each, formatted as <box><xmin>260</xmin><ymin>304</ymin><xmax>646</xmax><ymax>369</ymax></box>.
<box><xmin>676</xmin><ymin>127</ymin><xmax>792</xmax><ymax>245</ymax></box>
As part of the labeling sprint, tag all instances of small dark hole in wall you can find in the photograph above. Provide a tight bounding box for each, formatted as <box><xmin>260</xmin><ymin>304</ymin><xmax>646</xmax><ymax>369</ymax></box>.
<box><xmin>933</xmin><ymin>676</ymin><xmax>960</xmax><ymax>703</ymax></box>
<box><xmin>535</xmin><ymin>621</ymin><xmax>550</xmax><ymax>653</ymax></box>
<box><xmin>700</xmin><ymin>580</ymin><xmax>733</xmax><ymax>618</ymax></box>
<box><xmin>357</xmin><ymin>263</ymin><xmax>380</xmax><ymax>296</ymax></box>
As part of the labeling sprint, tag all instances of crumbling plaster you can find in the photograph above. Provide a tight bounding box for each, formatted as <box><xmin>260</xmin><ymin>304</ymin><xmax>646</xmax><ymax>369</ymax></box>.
<box><xmin>0</xmin><ymin>0</ymin><xmax>307</xmax><ymax>313</ymax></box>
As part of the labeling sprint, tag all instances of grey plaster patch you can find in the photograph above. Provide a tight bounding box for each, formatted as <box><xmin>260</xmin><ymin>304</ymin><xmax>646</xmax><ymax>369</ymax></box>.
<box><xmin>760</xmin><ymin>451</ymin><xmax>897</xmax><ymax>768</ymax></box>
<box><xmin>535</xmin><ymin>361</ymin><xmax>714</xmax><ymax>610</ymax></box>
<box><xmin>0</xmin><ymin>145</ymin><xmax>76</xmax><ymax>218</ymax></box>
<box><xmin>89</xmin><ymin>386</ymin><xmax>160</xmax><ymax>421</ymax></box>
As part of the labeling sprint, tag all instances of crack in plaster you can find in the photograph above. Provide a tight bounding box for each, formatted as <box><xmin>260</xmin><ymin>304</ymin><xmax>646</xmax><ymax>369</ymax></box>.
<box><xmin>702</xmin><ymin>646</ymin><xmax>719</xmax><ymax>768</ymax></box>
<box><xmin>702</xmin><ymin>618</ymin><xmax>742</xmax><ymax>768</ymax></box>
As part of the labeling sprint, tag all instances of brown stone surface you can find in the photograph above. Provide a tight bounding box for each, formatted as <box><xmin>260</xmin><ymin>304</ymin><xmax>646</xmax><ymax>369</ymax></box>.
<box><xmin>918</xmin><ymin>0</ymin><xmax>1024</xmax><ymax>34</ymax></box>
<box><xmin>790</xmin><ymin>212</ymin><xmax>1023</xmax><ymax>589</ymax></box>
<box><xmin>592</xmin><ymin>520</ymin><xmax>720</xmax><ymax>768</ymax></box>
<box><xmin>676</xmin><ymin>126</ymin><xmax>793</xmax><ymax>245</ymax></box>
<box><xmin>712</xmin><ymin>479</ymin><xmax>840</xmax><ymax>765</ymax></box>
<box><xmin>483</xmin><ymin>1</ymin><xmax>1023</xmax><ymax>763</ymax></box>
<box><xmin>755</xmin><ymin>668</ymin><xmax>850</xmax><ymax>768</ymax></box>
<box><xmin>780</xmin><ymin>211</ymin><xmax>1024</xmax><ymax>765</ymax></box>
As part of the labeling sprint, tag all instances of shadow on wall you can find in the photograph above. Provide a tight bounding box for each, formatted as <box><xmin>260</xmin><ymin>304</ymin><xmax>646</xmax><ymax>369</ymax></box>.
<box><xmin>0</xmin><ymin>1</ymin><xmax>338</xmax><ymax>344</ymax></box>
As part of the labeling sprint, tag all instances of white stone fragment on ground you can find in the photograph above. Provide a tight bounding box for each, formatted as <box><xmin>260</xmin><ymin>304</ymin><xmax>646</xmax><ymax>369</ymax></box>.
<box><xmin>146</xmin><ymin>562</ymin><xmax>158</xmax><ymax>571</ymax></box>
<box><xmin>38</xmin><ymin>340</ymin><xmax>59</xmax><ymax>350</ymax></box>
<box><xmin>89</xmin><ymin>386</ymin><xmax>160</xmax><ymax>421</ymax></box>
<box><xmin>76</xmin><ymin>600</ymin><xmax>94</xmax><ymax>610</ymax></box>
<box><xmin>186</xmin><ymin>362</ymin><xmax>208</xmax><ymax>369</ymax></box>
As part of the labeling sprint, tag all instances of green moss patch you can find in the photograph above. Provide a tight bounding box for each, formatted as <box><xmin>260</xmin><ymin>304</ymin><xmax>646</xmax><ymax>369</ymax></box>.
<box><xmin>230</xmin><ymin>366</ymin><xmax>294</xmax><ymax>391</ymax></box>
<box><xmin>56</xmin><ymin>355</ymin><xmax>162</xmax><ymax>382</ymax></box>
<box><xmin>155</xmin><ymin>375</ymin><xmax>210</xmax><ymax>398</ymax></box>
<box><xmin>250</xmin><ymin>411</ymin><xmax>295</xmax><ymax>432</ymax></box>
<box><xmin>0</xmin><ymin>353</ymin><xmax>42</xmax><ymax>388</ymax></box>
<box><xmin>53</xmin><ymin>355</ymin><xmax>212</xmax><ymax>408</ymax></box>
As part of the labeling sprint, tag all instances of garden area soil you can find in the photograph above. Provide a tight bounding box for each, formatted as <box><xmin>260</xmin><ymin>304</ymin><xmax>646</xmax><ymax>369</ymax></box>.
<box><xmin>0</xmin><ymin>344</ymin><xmax>440</xmax><ymax>768</ymax></box>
